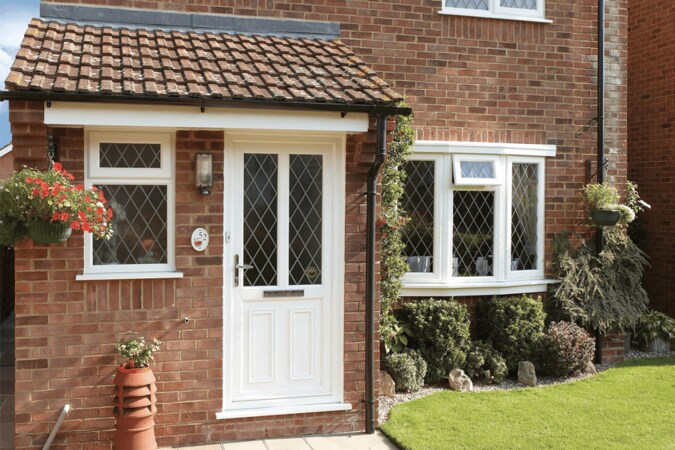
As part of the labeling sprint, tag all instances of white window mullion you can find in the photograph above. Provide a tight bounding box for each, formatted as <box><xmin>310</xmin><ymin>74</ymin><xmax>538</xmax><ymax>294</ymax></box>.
<box><xmin>277</xmin><ymin>153</ymin><xmax>290</xmax><ymax>289</ymax></box>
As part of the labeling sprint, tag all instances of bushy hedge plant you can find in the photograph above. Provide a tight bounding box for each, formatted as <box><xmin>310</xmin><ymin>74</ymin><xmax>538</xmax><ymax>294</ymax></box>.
<box><xmin>382</xmin><ymin>349</ymin><xmax>427</xmax><ymax>393</ymax></box>
<box><xmin>404</xmin><ymin>298</ymin><xmax>471</xmax><ymax>384</ymax></box>
<box><xmin>633</xmin><ymin>310</ymin><xmax>675</xmax><ymax>350</ymax></box>
<box><xmin>476</xmin><ymin>295</ymin><xmax>546</xmax><ymax>373</ymax></box>
<box><xmin>464</xmin><ymin>341</ymin><xmax>508</xmax><ymax>385</ymax></box>
<box><xmin>541</xmin><ymin>321</ymin><xmax>595</xmax><ymax>376</ymax></box>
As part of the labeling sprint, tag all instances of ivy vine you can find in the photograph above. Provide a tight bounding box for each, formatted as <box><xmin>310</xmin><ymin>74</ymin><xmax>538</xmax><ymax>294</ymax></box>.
<box><xmin>379</xmin><ymin>106</ymin><xmax>414</xmax><ymax>354</ymax></box>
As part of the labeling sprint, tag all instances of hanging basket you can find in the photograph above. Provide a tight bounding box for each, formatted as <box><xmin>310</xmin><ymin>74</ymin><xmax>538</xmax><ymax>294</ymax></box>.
<box><xmin>591</xmin><ymin>209</ymin><xmax>620</xmax><ymax>227</ymax></box>
<box><xmin>27</xmin><ymin>221</ymin><xmax>72</xmax><ymax>244</ymax></box>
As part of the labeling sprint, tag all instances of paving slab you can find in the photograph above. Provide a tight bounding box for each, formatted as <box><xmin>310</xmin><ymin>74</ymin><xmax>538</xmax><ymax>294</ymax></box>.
<box><xmin>223</xmin><ymin>440</ymin><xmax>266</xmax><ymax>450</ymax></box>
<box><xmin>265</xmin><ymin>437</ymin><xmax>311</xmax><ymax>450</ymax></box>
<box><xmin>304</xmin><ymin>432</ymin><xmax>397</xmax><ymax>450</ymax></box>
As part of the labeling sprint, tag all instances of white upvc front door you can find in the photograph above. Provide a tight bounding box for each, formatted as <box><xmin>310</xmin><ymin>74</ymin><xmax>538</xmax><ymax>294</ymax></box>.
<box><xmin>220</xmin><ymin>133</ymin><xmax>347</xmax><ymax>418</ymax></box>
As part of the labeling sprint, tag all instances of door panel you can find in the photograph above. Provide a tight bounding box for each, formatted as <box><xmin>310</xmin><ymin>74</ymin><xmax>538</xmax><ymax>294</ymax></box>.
<box><xmin>224</xmin><ymin>137</ymin><xmax>343</xmax><ymax>412</ymax></box>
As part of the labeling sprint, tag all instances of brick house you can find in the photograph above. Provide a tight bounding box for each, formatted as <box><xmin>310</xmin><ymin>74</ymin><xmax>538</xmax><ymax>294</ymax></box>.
<box><xmin>628</xmin><ymin>0</ymin><xmax>674</xmax><ymax>318</ymax></box>
<box><xmin>0</xmin><ymin>0</ymin><xmax>627</xmax><ymax>448</ymax></box>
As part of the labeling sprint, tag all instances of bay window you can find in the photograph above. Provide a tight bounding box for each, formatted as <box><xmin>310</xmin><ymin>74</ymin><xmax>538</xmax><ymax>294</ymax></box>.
<box><xmin>401</xmin><ymin>142</ymin><xmax>555</xmax><ymax>296</ymax></box>
<box><xmin>440</xmin><ymin>0</ymin><xmax>550</xmax><ymax>23</ymax></box>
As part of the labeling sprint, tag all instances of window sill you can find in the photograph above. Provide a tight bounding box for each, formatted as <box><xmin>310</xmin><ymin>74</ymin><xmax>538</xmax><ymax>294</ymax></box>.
<box><xmin>216</xmin><ymin>402</ymin><xmax>352</xmax><ymax>420</ymax></box>
<box><xmin>401</xmin><ymin>279</ymin><xmax>558</xmax><ymax>297</ymax></box>
<box><xmin>438</xmin><ymin>10</ymin><xmax>553</xmax><ymax>24</ymax></box>
<box><xmin>76</xmin><ymin>271</ymin><xmax>184</xmax><ymax>281</ymax></box>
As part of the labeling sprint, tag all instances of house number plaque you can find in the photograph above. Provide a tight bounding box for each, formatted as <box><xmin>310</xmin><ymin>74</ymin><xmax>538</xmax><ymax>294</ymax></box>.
<box><xmin>191</xmin><ymin>228</ymin><xmax>209</xmax><ymax>251</ymax></box>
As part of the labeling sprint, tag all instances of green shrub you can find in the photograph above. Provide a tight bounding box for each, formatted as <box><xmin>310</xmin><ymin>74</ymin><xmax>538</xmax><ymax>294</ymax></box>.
<box><xmin>464</xmin><ymin>341</ymin><xmax>508</xmax><ymax>385</ymax></box>
<box><xmin>541</xmin><ymin>321</ymin><xmax>595</xmax><ymax>376</ymax></box>
<box><xmin>382</xmin><ymin>349</ymin><xmax>427</xmax><ymax>393</ymax></box>
<box><xmin>404</xmin><ymin>298</ymin><xmax>471</xmax><ymax>384</ymax></box>
<box><xmin>476</xmin><ymin>295</ymin><xmax>546</xmax><ymax>373</ymax></box>
<box><xmin>633</xmin><ymin>310</ymin><xmax>675</xmax><ymax>350</ymax></box>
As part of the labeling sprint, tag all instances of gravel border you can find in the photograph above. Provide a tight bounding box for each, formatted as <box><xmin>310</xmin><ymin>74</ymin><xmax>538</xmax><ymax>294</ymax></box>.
<box><xmin>378</xmin><ymin>350</ymin><xmax>673</xmax><ymax>425</ymax></box>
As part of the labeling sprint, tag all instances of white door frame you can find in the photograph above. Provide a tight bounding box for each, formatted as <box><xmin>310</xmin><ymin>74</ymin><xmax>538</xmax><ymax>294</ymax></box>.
<box><xmin>218</xmin><ymin>131</ymin><xmax>348</xmax><ymax>419</ymax></box>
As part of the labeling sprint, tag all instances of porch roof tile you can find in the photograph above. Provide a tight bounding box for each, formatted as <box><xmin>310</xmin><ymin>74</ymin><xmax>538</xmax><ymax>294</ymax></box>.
<box><xmin>5</xmin><ymin>19</ymin><xmax>403</xmax><ymax>107</ymax></box>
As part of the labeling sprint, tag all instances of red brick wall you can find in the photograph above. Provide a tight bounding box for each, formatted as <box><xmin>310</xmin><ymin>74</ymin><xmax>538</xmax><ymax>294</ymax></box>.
<box><xmin>40</xmin><ymin>0</ymin><xmax>629</xmax><ymax>270</ymax></box>
<box><xmin>628</xmin><ymin>0</ymin><xmax>675</xmax><ymax>317</ymax></box>
<box><xmin>9</xmin><ymin>100</ymin><xmax>379</xmax><ymax>449</ymax></box>
<box><xmin>0</xmin><ymin>151</ymin><xmax>13</xmax><ymax>178</ymax></box>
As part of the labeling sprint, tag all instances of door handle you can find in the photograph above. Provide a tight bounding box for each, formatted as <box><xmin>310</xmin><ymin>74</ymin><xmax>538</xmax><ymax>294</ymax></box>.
<box><xmin>234</xmin><ymin>254</ymin><xmax>254</xmax><ymax>287</ymax></box>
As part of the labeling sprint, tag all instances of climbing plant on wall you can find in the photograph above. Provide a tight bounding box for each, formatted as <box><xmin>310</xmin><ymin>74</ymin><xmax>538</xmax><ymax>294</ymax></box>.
<box><xmin>379</xmin><ymin>106</ymin><xmax>414</xmax><ymax>354</ymax></box>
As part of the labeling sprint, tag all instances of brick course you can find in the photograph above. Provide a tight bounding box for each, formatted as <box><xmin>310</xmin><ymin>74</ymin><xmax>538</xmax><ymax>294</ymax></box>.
<box><xmin>628</xmin><ymin>0</ymin><xmax>675</xmax><ymax>317</ymax></box>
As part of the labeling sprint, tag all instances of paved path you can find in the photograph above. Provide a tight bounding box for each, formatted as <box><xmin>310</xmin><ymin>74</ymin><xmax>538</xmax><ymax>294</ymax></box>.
<box><xmin>160</xmin><ymin>431</ymin><xmax>398</xmax><ymax>450</ymax></box>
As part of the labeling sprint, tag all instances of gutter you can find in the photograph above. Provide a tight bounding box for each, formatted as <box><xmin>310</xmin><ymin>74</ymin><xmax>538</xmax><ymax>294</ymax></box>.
<box><xmin>0</xmin><ymin>90</ymin><xmax>412</xmax><ymax>117</ymax></box>
<box><xmin>365</xmin><ymin>113</ymin><xmax>388</xmax><ymax>434</ymax></box>
<box><xmin>595</xmin><ymin>0</ymin><xmax>605</xmax><ymax>364</ymax></box>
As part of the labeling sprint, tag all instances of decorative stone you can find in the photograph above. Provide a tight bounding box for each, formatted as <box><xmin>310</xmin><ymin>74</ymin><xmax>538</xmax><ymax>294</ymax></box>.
<box><xmin>380</xmin><ymin>370</ymin><xmax>396</xmax><ymax>397</ymax></box>
<box><xmin>518</xmin><ymin>361</ymin><xmax>537</xmax><ymax>387</ymax></box>
<box><xmin>448</xmin><ymin>368</ymin><xmax>473</xmax><ymax>392</ymax></box>
<box><xmin>583</xmin><ymin>361</ymin><xmax>598</xmax><ymax>375</ymax></box>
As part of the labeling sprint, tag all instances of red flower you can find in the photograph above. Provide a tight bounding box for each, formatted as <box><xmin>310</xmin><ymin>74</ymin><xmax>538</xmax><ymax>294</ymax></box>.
<box><xmin>52</xmin><ymin>213</ymin><xmax>61</xmax><ymax>221</ymax></box>
<box><xmin>84</xmin><ymin>194</ymin><xmax>91</xmax><ymax>203</ymax></box>
<box><xmin>75</xmin><ymin>184</ymin><xmax>84</xmax><ymax>191</ymax></box>
<box><xmin>96</xmin><ymin>207</ymin><xmax>104</xmax><ymax>216</ymax></box>
<box><xmin>60</xmin><ymin>212</ymin><xmax>69</xmax><ymax>221</ymax></box>
<box><xmin>98</xmin><ymin>191</ymin><xmax>106</xmax><ymax>202</ymax></box>
<box><xmin>50</xmin><ymin>188</ymin><xmax>59</xmax><ymax>196</ymax></box>
<box><xmin>58</xmin><ymin>195</ymin><xmax>67</xmax><ymax>203</ymax></box>
<box><xmin>32</xmin><ymin>188</ymin><xmax>40</xmax><ymax>196</ymax></box>
<box><xmin>26</xmin><ymin>177</ymin><xmax>34</xmax><ymax>183</ymax></box>
<box><xmin>67</xmin><ymin>173</ymin><xmax>75</xmax><ymax>181</ymax></box>
<box><xmin>107</xmin><ymin>208</ymin><xmax>113</xmax><ymax>219</ymax></box>
<box><xmin>82</xmin><ymin>222</ymin><xmax>92</xmax><ymax>233</ymax></box>
<box><xmin>78</xmin><ymin>211</ymin><xmax>86</xmax><ymax>221</ymax></box>
<box><xmin>53</xmin><ymin>162</ymin><xmax>63</xmax><ymax>172</ymax></box>
<box><xmin>71</xmin><ymin>221</ymin><xmax>81</xmax><ymax>230</ymax></box>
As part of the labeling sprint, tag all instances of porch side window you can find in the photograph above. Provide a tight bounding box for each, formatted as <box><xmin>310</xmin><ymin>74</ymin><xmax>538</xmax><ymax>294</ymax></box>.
<box><xmin>402</xmin><ymin>150</ymin><xmax>546</xmax><ymax>287</ymax></box>
<box><xmin>83</xmin><ymin>132</ymin><xmax>176</xmax><ymax>277</ymax></box>
<box><xmin>441</xmin><ymin>0</ymin><xmax>546</xmax><ymax>22</ymax></box>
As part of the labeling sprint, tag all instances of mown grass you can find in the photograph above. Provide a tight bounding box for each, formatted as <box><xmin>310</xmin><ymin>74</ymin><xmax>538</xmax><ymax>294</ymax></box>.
<box><xmin>381</xmin><ymin>357</ymin><xmax>675</xmax><ymax>449</ymax></box>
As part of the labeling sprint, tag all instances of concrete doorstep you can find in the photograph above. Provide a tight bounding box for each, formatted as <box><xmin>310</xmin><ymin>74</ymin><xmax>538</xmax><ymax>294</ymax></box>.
<box><xmin>160</xmin><ymin>431</ymin><xmax>398</xmax><ymax>450</ymax></box>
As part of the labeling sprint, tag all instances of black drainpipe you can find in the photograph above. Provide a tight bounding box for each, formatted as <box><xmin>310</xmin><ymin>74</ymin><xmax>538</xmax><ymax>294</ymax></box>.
<box><xmin>595</xmin><ymin>0</ymin><xmax>605</xmax><ymax>364</ymax></box>
<box><xmin>365</xmin><ymin>113</ymin><xmax>388</xmax><ymax>434</ymax></box>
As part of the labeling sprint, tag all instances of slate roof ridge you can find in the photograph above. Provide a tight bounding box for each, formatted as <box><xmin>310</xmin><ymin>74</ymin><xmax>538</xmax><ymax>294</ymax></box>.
<box><xmin>5</xmin><ymin>18</ymin><xmax>402</xmax><ymax>107</ymax></box>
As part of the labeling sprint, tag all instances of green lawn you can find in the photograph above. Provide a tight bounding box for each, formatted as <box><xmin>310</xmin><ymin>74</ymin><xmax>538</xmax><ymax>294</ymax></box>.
<box><xmin>381</xmin><ymin>357</ymin><xmax>675</xmax><ymax>450</ymax></box>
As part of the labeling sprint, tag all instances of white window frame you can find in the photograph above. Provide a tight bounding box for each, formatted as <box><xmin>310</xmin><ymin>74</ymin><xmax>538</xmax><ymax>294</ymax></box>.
<box><xmin>77</xmin><ymin>130</ymin><xmax>181</xmax><ymax>281</ymax></box>
<box><xmin>452</xmin><ymin>154</ymin><xmax>501</xmax><ymax>186</ymax></box>
<box><xmin>402</xmin><ymin>141</ymin><xmax>556</xmax><ymax>296</ymax></box>
<box><xmin>439</xmin><ymin>0</ymin><xmax>551</xmax><ymax>24</ymax></box>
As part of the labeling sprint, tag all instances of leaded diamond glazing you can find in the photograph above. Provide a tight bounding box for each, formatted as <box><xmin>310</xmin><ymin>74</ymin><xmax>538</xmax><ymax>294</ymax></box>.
<box><xmin>446</xmin><ymin>0</ymin><xmax>489</xmax><ymax>10</ymax></box>
<box><xmin>402</xmin><ymin>160</ymin><xmax>435</xmax><ymax>272</ymax></box>
<box><xmin>460</xmin><ymin>161</ymin><xmax>495</xmax><ymax>179</ymax></box>
<box><xmin>289</xmin><ymin>155</ymin><xmax>323</xmax><ymax>286</ymax></box>
<box><xmin>244</xmin><ymin>154</ymin><xmax>278</xmax><ymax>287</ymax></box>
<box><xmin>511</xmin><ymin>163</ymin><xmax>538</xmax><ymax>271</ymax></box>
<box><xmin>93</xmin><ymin>185</ymin><xmax>167</xmax><ymax>265</ymax></box>
<box><xmin>500</xmin><ymin>0</ymin><xmax>537</xmax><ymax>9</ymax></box>
<box><xmin>100</xmin><ymin>143</ymin><xmax>161</xmax><ymax>168</ymax></box>
<box><xmin>453</xmin><ymin>191</ymin><xmax>494</xmax><ymax>277</ymax></box>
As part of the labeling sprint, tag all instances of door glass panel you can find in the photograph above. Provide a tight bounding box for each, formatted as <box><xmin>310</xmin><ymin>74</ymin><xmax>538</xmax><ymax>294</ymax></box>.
<box><xmin>244</xmin><ymin>154</ymin><xmax>278</xmax><ymax>287</ymax></box>
<box><xmin>93</xmin><ymin>185</ymin><xmax>167</xmax><ymax>265</ymax></box>
<box><xmin>453</xmin><ymin>191</ymin><xmax>494</xmax><ymax>277</ymax></box>
<box><xmin>289</xmin><ymin>155</ymin><xmax>323</xmax><ymax>285</ymax></box>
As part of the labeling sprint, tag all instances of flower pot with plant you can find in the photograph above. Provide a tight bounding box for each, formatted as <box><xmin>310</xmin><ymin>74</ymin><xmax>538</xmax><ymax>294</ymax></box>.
<box><xmin>113</xmin><ymin>332</ymin><xmax>162</xmax><ymax>450</ymax></box>
<box><xmin>633</xmin><ymin>310</ymin><xmax>675</xmax><ymax>354</ymax></box>
<box><xmin>0</xmin><ymin>162</ymin><xmax>113</xmax><ymax>245</ymax></box>
<box><xmin>581</xmin><ymin>182</ymin><xmax>641</xmax><ymax>227</ymax></box>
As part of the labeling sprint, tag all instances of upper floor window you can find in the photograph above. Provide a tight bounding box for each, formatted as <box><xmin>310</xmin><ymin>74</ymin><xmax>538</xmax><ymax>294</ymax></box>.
<box><xmin>78</xmin><ymin>131</ymin><xmax>181</xmax><ymax>280</ymax></box>
<box><xmin>441</xmin><ymin>0</ymin><xmax>550</xmax><ymax>23</ymax></box>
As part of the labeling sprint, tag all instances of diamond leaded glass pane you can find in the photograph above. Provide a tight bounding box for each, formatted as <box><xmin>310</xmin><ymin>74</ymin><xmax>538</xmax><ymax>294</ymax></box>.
<box><xmin>289</xmin><ymin>155</ymin><xmax>323</xmax><ymax>286</ymax></box>
<box><xmin>446</xmin><ymin>0</ymin><xmax>489</xmax><ymax>10</ymax></box>
<box><xmin>500</xmin><ymin>0</ymin><xmax>537</xmax><ymax>9</ymax></box>
<box><xmin>244</xmin><ymin>154</ymin><xmax>278</xmax><ymax>287</ymax></box>
<box><xmin>460</xmin><ymin>161</ymin><xmax>495</xmax><ymax>179</ymax></box>
<box><xmin>453</xmin><ymin>191</ymin><xmax>494</xmax><ymax>277</ymax></box>
<box><xmin>100</xmin><ymin>143</ymin><xmax>161</xmax><ymax>168</ymax></box>
<box><xmin>511</xmin><ymin>163</ymin><xmax>539</xmax><ymax>271</ymax></box>
<box><xmin>93</xmin><ymin>185</ymin><xmax>167</xmax><ymax>265</ymax></box>
<box><xmin>402</xmin><ymin>161</ymin><xmax>435</xmax><ymax>273</ymax></box>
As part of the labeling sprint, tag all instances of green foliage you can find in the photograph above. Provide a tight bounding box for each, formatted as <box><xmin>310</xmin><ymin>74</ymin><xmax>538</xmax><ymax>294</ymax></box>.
<box><xmin>115</xmin><ymin>332</ymin><xmax>162</xmax><ymax>368</ymax></box>
<box><xmin>382</xmin><ymin>357</ymin><xmax>675</xmax><ymax>450</ymax></box>
<box><xmin>541</xmin><ymin>321</ymin><xmax>595</xmax><ymax>377</ymax></box>
<box><xmin>379</xmin><ymin>107</ymin><xmax>414</xmax><ymax>352</ymax></box>
<box><xmin>463</xmin><ymin>341</ymin><xmax>508</xmax><ymax>385</ymax></box>
<box><xmin>382</xmin><ymin>349</ymin><xmax>427</xmax><ymax>393</ymax></box>
<box><xmin>382</xmin><ymin>319</ymin><xmax>415</xmax><ymax>354</ymax></box>
<box><xmin>582</xmin><ymin>182</ymin><xmax>644</xmax><ymax>226</ymax></box>
<box><xmin>633</xmin><ymin>310</ymin><xmax>675</xmax><ymax>349</ymax></box>
<box><xmin>404</xmin><ymin>298</ymin><xmax>471</xmax><ymax>384</ymax></box>
<box><xmin>553</xmin><ymin>228</ymin><xmax>649</xmax><ymax>333</ymax></box>
<box><xmin>476</xmin><ymin>295</ymin><xmax>546</xmax><ymax>373</ymax></box>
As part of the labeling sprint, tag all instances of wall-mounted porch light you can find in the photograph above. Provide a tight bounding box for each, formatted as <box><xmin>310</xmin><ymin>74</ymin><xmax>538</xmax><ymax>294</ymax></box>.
<box><xmin>195</xmin><ymin>153</ymin><xmax>213</xmax><ymax>195</ymax></box>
